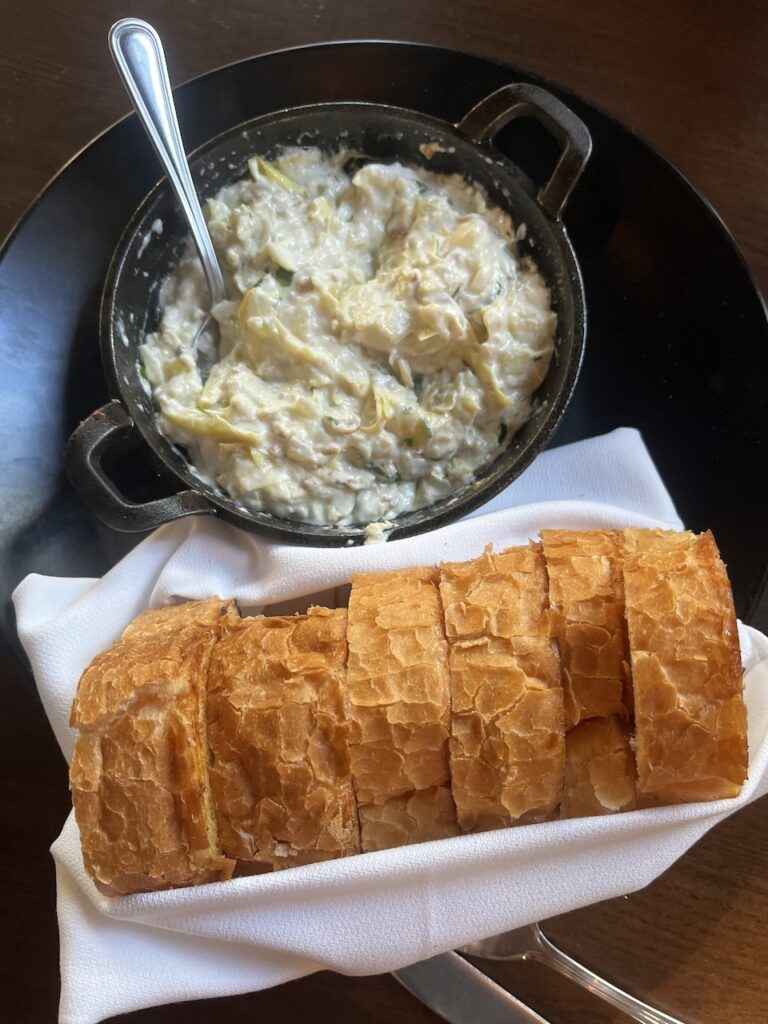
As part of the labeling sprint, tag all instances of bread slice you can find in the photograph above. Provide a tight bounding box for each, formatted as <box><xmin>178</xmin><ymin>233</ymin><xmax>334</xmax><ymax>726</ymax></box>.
<box><xmin>560</xmin><ymin>716</ymin><xmax>636</xmax><ymax>818</ymax></box>
<box><xmin>346</xmin><ymin>566</ymin><xmax>457</xmax><ymax>852</ymax></box>
<box><xmin>69</xmin><ymin>598</ymin><xmax>239</xmax><ymax>896</ymax></box>
<box><xmin>440</xmin><ymin>544</ymin><xmax>565</xmax><ymax>832</ymax></box>
<box><xmin>357</xmin><ymin>785</ymin><xmax>459</xmax><ymax>851</ymax></box>
<box><xmin>119</xmin><ymin>598</ymin><xmax>239</xmax><ymax>639</ymax></box>
<box><xmin>206</xmin><ymin>607</ymin><xmax>360</xmax><ymax>869</ymax></box>
<box><xmin>623</xmin><ymin>528</ymin><xmax>747</xmax><ymax>804</ymax></box>
<box><xmin>541</xmin><ymin>529</ymin><xmax>630</xmax><ymax>727</ymax></box>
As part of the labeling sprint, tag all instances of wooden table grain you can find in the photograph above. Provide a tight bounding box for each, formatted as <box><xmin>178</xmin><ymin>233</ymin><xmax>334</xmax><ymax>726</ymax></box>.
<box><xmin>1</xmin><ymin>2</ymin><xmax>766</xmax><ymax>1023</ymax></box>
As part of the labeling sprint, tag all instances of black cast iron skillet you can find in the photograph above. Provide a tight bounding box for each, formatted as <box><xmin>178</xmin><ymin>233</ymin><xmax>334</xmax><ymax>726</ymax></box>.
<box><xmin>65</xmin><ymin>82</ymin><xmax>591</xmax><ymax>545</ymax></box>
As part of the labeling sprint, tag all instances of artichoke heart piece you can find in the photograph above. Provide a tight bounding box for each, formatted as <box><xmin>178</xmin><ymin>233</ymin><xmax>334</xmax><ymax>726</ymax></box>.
<box><xmin>309</xmin><ymin>195</ymin><xmax>333</xmax><ymax>225</ymax></box>
<box><xmin>411</xmin><ymin>418</ymin><xmax>432</xmax><ymax>447</ymax></box>
<box><xmin>387</xmin><ymin>411</ymin><xmax>433</xmax><ymax>448</ymax></box>
<box><xmin>237</xmin><ymin>276</ymin><xmax>284</xmax><ymax>325</ymax></box>
<box><xmin>238</xmin><ymin>283</ymin><xmax>266</xmax><ymax>323</ymax></box>
<box><xmin>248</xmin><ymin>157</ymin><xmax>304</xmax><ymax>196</ymax></box>
<box><xmin>243</xmin><ymin>315</ymin><xmax>334</xmax><ymax>374</ymax></box>
<box><xmin>360</xmin><ymin>385</ymin><xmax>395</xmax><ymax>432</ymax></box>
<box><xmin>165</xmin><ymin>408</ymin><xmax>262</xmax><ymax>447</ymax></box>
<box><xmin>340</xmin><ymin>281</ymin><xmax>412</xmax><ymax>352</ymax></box>
<box><xmin>363</xmin><ymin>385</ymin><xmax>434</xmax><ymax>448</ymax></box>
<box><xmin>408</xmin><ymin>331</ymin><xmax>446</xmax><ymax>357</ymax></box>
<box><xmin>195</xmin><ymin>375</ymin><xmax>224</xmax><ymax>410</ymax></box>
<box><xmin>461</xmin><ymin>347</ymin><xmax>512</xmax><ymax>409</ymax></box>
<box><xmin>312</xmin><ymin>278</ymin><xmax>341</xmax><ymax>318</ymax></box>
<box><xmin>162</xmin><ymin>355</ymin><xmax>197</xmax><ymax>380</ymax></box>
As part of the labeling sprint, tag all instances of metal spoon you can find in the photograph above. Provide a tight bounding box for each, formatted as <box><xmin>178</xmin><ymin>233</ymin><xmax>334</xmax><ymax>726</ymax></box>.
<box><xmin>109</xmin><ymin>18</ymin><xmax>224</xmax><ymax>376</ymax></box>
<box><xmin>461</xmin><ymin>923</ymin><xmax>686</xmax><ymax>1024</ymax></box>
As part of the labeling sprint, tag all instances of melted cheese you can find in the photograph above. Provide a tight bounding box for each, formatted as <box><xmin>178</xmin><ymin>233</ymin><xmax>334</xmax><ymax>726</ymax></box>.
<box><xmin>141</xmin><ymin>148</ymin><xmax>556</xmax><ymax>527</ymax></box>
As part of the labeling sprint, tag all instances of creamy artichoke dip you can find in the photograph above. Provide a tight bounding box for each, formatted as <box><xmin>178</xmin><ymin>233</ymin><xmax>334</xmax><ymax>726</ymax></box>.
<box><xmin>141</xmin><ymin>148</ymin><xmax>556</xmax><ymax>526</ymax></box>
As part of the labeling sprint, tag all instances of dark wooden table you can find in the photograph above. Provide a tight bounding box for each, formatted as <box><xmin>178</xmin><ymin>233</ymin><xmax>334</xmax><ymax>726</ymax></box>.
<box><xmin>1</xmin><ymin>2</ymin><xmax>766</xmax><ymax>1023</ymax></box>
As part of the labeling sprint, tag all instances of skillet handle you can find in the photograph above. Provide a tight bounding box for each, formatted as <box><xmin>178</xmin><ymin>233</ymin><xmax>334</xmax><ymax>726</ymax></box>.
<box><xmin>455</xmin><ymin>82</ymin><xmax>592</xmax><ymax>220</ymax></box>
<box><xmin>64</xmin><ymin>400</ymin><xmax>216</xmax><ymax>532</ymax></box>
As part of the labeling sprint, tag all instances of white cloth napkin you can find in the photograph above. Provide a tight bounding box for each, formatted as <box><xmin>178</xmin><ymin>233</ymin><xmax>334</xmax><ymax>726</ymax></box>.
<box><xmin>13</xmin><ymin>428</ymin><xmax>768</xmax><ymax>1024</ymax></box>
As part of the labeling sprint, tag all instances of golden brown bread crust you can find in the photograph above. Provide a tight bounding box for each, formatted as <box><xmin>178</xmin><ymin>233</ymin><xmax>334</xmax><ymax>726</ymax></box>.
<box><xmin>346</xmin><ymin>567</ymin><xmax>457</xmax><ymax>851</ymax></box>
<box><xmin>559</xmin><ymin>716</ymin><xmax>636</xmax><ymax>818</ymax></box>
<box><xmin>623</xmin><ymin>528</ymin><xmax>747</xmax><ymax>804</ymax></box>
<box><xmin>206</xmin><ymin>607</ymin><xmax>360</xmax><ymax>868</ymax></box>
<box><xmin>68</xmin><ymin>530</ymin><xmax>750</xmax><ymax>893</ymax></box>
<box><xmin>440</xmin><ymin>544</ymin><xmax>565</xmax><ymax>832</ymax></box>
<box><xmin>69</xmin><ymin>598</ymin><xmax>239</xmax><ymax>895</ymax></box>
<box><xmin>120</xmin><ymin>599</ymin><xmax>241</xmax><ymax>639</ymax></box>
<box><xmin>541</xmin><ymin>530</ymin><xmax>630</xmax><ymax>727</ymax></box>
<box><xmin>358</xmin><ymin>786</ymin><xmax>459</xmax><ymax>851</ymax></box>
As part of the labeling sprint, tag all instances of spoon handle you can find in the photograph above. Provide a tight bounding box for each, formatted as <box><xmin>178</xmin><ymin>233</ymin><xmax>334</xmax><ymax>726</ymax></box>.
<box><xmin>109</xmin><ymin>18</ymin><xmax>226</xmax><ymax>305</ymax></box>
<box><xmin>533</xmin><ymin>928</ymin><xmax>686</xmax><ymax>1024</ymax></box>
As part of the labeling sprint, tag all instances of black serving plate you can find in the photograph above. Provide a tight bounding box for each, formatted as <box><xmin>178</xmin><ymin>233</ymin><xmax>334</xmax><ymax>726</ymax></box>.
<box><xmin>1</xmin><ymin>41</ymin><xmax>767</xmax><ymax>670</ymax></box>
